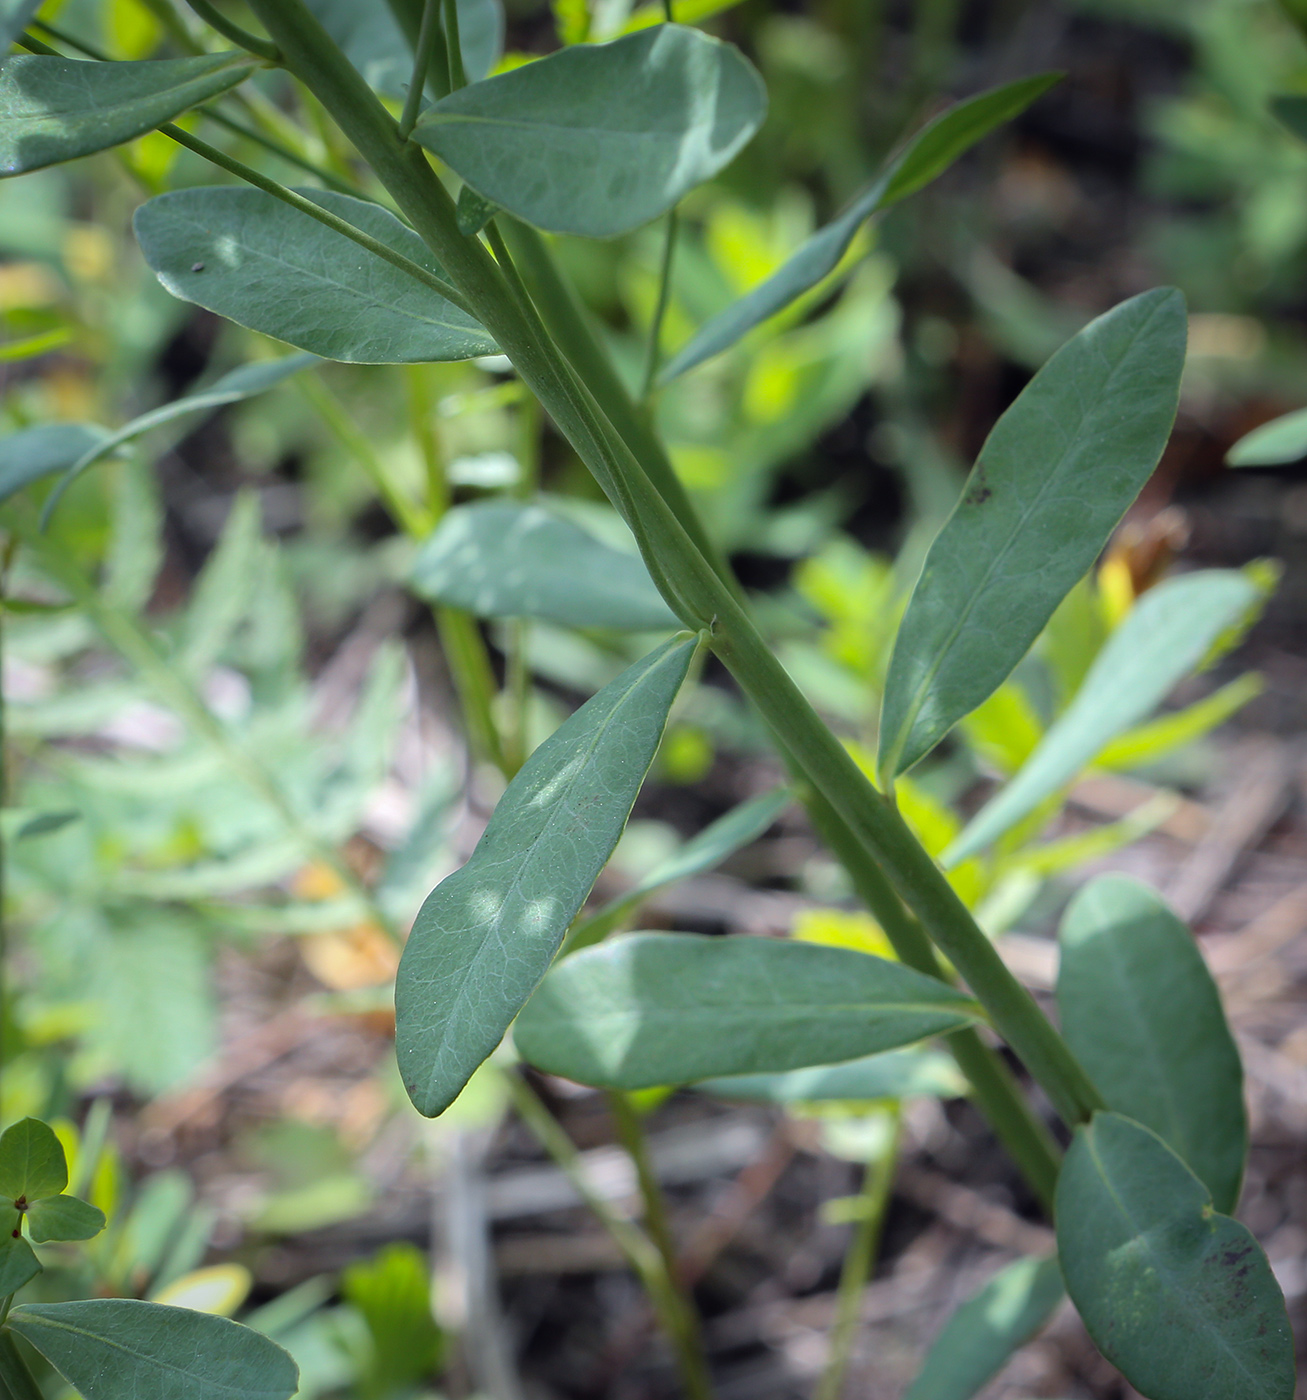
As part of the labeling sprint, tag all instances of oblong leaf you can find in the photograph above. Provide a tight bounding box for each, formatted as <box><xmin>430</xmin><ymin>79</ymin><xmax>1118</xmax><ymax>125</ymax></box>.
<box><xmin>26</xmin><ymin>1193</ymin><xmax>106</xmax><ymax>1243</ymax></box>
<box><xmin>699</xmin><ymin>1047</ymin><xmax>966</xmax><ymax>1104</ymax></box>
<box><xmin>412</xmin><ymin>25</ymin><xmax>766</xmax><ymax>238</ymax></box>
<box><xmin>411</xmin><ymin>498</ymin><xmax>677</xmax><ymax>630</ymax></box>
<box><xmin>1056</xmin><ymin>1112</ymin><xmax>1293</xmax><ymax>1400</ymax></box>
<box><xmin>904</xmin><ymin>1254</ymin><xmax>1064</xmax><ymax>1400</ymax></box>
<box><xmin>9</xmin><ymin>1299</ymin><xmax>300</xmax><ymax>1400</ymax></box>
<box><xmin>879</xmin><ymin>288</ymin><xmax>1188</xmax><ymax>780</ymax></box>
<box><xmin>0</xmin><ymin>1235</ymin><xmax>41</xmax><ymax>1296</ymax></box>
<box><xmin>0</xmin><ymin>1118</ymin><xmax>66</xmax><ymax>1202</ymax></box>
<box><xmin>395</xmin><ymin>636</ymin><xmax>698</xmax><ymax>1116</ymax></box>
<box><xmin>0</xmin><ymin>54</ymin><xmax>256</xmax><ymax>176</ymax></box>
<box><xmin>0</xmin><ymin>423</ymin><xmax>109</xmax><ymax>503</ymax></box>
<box><xmin>514</xmin><ymin>933</ymin><xmax>980</xmax><ymax>1090</ymax></box>
<box><xmin>1058</xmin><ymin>875</ymin><xmax>1246</xmax><ymax>1212</ymax></box>
<box><xmin>133</xmin><ymin>188</ymin><xmax>495</xmax><ymax>364</ymax></box>
<box><xmin>658</xmin><ymin>73</ymin><xmax>1061</xmax><ymax>383</ymax></box>
<box><xmin>944</xmin><ymin>569</ymin><xmax>1259</xmax><ymax>863</ymax></box>
<box><xmin>1226</xmin><ymin>407</ymin><xmax>1307</xmax><ymax>467</ymax></box>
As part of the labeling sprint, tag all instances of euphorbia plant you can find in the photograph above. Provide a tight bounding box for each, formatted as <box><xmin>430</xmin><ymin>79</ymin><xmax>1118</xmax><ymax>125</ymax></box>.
<box><xmin>0</xmin><ymin>1</ymin><xmax>1296</xmax><ymax>1398</ymax></box>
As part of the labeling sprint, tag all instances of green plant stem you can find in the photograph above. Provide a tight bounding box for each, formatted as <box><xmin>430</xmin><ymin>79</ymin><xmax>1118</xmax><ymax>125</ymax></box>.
<box><xmin>245</xmin><ymin>0</ymin><xmax>1103</xmax><ymax>1131</ymax></box>
<box><xmin>398</xmin><ymin>0</ymin><xmax>440</xmax><ymax>139</ymax></box>
<box><xmin>506</xmin><ymin>1073</ymin><xmax>713</xmax><ymax>1399</ymax></box>
<box><xmin>815</xmin><ymin>1116</ymin><xmax>900</xmax><ymax>1400</ymax></box>
<box><xmin>442</xmin><ymin>0</ymin><xmax>466</xmax><ymax>89</ymax></box>
<box><xmin>0</xmin><ymin>1333</ymin><xmax>44</xmax><ymax>1400</ymax></box>
<box><xmin>609</xmin><ymin>1091</ymin><xmax>714</xmax><ymax>1400</ymax></box>
<box><xmin>136</xmin><ymin>0</ymin><xmax>204</xmax><ymax>52</ymax></box>
<box><xmin>641</xmin><ymin>208</ymin><xmax>678</xmax><ymax>400</ymax></box>
<box><xmin>183</xmin><ymin>0</ymin><xmax>281</xmax><ymax>60</ymax></box>
<box><xmin>406</xmin><ymin>366</ymin><xmax>449</xmax><ymax>519</ymax></box>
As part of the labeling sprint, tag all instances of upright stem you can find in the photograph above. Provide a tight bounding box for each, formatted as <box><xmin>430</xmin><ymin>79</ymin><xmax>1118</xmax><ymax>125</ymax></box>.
<box><xmin>398</xmin><ymin>0</ymin><xmax>441</xmax><ymax>139</ymax></box>
<box><xmin>609</xmin><ymin>1093</ymin><xmax>714</xmax><ymax>1400</ymax></box>
<box><xmin>183</xmin><ymin>0</ymin><xmax>282</xmax><ymax>61</ymax></box>
<box><xmin>442</xmin><ymin>0</ymin><xmax>466</xmax><ymax>90</ymax></box>
<box><xmin>641</xmin><ymin>209</ymin><xmax>678</xmax><ymax>401</ymax></box>
<box><xmin>815</xmin><ymin>1116</ymin><xmax>900</xmax><ymax>1400</ymax></box>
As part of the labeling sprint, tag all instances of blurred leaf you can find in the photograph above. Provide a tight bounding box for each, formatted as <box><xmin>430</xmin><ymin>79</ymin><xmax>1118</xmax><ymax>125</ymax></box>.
<box><xmin>1006</xmin><ymin>793</ymin><xmax>1177</xmax><ymax>880</ymax></box>
<box><xmin>412</xmin><ymin>25</ymin><xmax>766</xmax><ymax>238</ymax></box>
<box><xmin>1096</xmin><ymin>672</ymin><xmax>1264</xmax><ymax>771</ymax></box>
<box><xmin>411</xmin><ymin>498</ymin><xmax>677</xmax><ymax>630</ymax></box>
<box><xmin>9</xmin><ymin>1299</ymin><xmax>300</xmax><ymax>1400</ymax></box>
<box><xmin>958</xmin><ymin>682</ymin><xmax>1043</xmax><ymax>777</ymax></box>
<box><xmin>904</xmin><ymin>1255</ymin><xmax>1064</xmax><ymax>1400</ymax></box>
<box><xmin>0</xmin><ymin>1</ymin><xmax>40</xmax><ymax>59</ymax></box>
<box><xmin>515</xmin><ymin>932</ymin><xmax>980</xmax><ymax>1089</ymax></box>
<box><xmin>660</xmin><ymin>74</ymin><xmax>1061</xmax><ymax>382</ymax></box>
<box><xmin>341</xmin><ymin>1243</ymin><xmax>443</xmax><ymax>1399</ymax></box>
<box><xmin>1056</xmin><ymin>1113</ymin><xmax>1293</xmax><ymax>1400</ymax></box>
<box><xmin>26</xmin><ymin>1192</ymin><xmax>105</xmax><ymax>1242</ymax></box>
<box><xmin>699</xmin><ymin>1047</ymin><xmax>966</xmax><ymax>1103</ymax></box>
<box><xmin>177</xmin><ymin>492</ymin><xmax>264</xmax><ymax>677</ymax></box>
<box><xmin>0</xmin><ymin>54</ymin><xmax>256</xmax><ymax>175</ymax></box>
<box><xmin>306</xmin><ymin>0</ymin><xmax>502</xmax><ymax>91</ymax></box>
<box><xmin>1271</xmin><ymin>93</ymin><xmax>1307</xmax><ymax>145</ymax></box>
<box><xmin>1058</xmin><ymin>875</ymin><xmax>1246</xmax><ymax>1212</ymax></box>
<box><xmin>1227</xmin><ymin>405</ymin><xmax>1307</xmax><ymax>466</ymax></box>
<box><xmin>879</xmin><ymin>289</ymin><xmax>1188</xmax><ymax>779</ymax></box>
<box><xmin>0</xmin><ymin>1117</ymin><xmax>67</xmax><ymax>1202</ymax></box>
<box><xmin>0</xmin><ymin>422</ymin><xmax>110</xmax><ymax>503</ymax></box>
<box><xmin>151</xmin><ymin>1263</ymin><xmax>253</xmax><ymax>1317</ymax></box>
<box><xmin>567</xmin><ymin>786</ymin><xmax>791</xmax><ymax>950</ymax></box>
<box><xmin>134</xmin><ymin>188</ymin><xmax>495</xmax><ymax>363</ymax></box>
<box><xmin>396</xmin><ymin>636</ymin><xmax>697</xmax><ymax>1116</ymax></box>
<box><xmin>945</xmin><ymin>570</ymin><xmax>1259</xmax><ymax>863</ymax></box>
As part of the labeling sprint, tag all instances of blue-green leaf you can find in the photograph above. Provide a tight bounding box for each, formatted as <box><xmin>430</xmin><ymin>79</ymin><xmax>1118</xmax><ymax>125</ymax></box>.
<box><xmin>514</xmin><ymin>933</ymin><xmax>980</xmax><ymax>1090</ymax></box>
<box><xmin>134</xmin><ymin>187</ymin><xmax>495</xmax><ymax>364</ymax></box>
<box><xmin>879</xmin><ymin>289</ymin><xmax>1188</xmax><ymax>780</ymax></box>
<box><xmin>0</xmin><ymin>1118</ymin><xmax>66</xmax><ymax>1202</ymax></box>
<box><xmin>410</xmin><ymin>498</ymin><xmax>677</xmax><ymax>630</ymax></box>
<box><xmin>9</xmin><ymin>1299</ymin><xmax>300</xmax><ymax>1400</ymax></box>
<box><xmin>395</xmin><ymin>636</ymin><xmax>697</xmax><ymax>1116</ymax></box>
<box><xmin>658</xmin><ymin>73</ymin><xmax>1061</xmax><ymax>383</ymax></box>
<box><xmin>904</xmin><ymin>1255</ymin><xmax>1064</xmax><ymax>1400</ymax></box>
<box><xmin>0</xmin><ymin>1233</ymin><xmax>41</xmax><ymax>1296</ymax></box>
<box><xmin>699</xmin><ymin>1047</ymin><xmax>965</xmax><ymax>1104</ymax></box>
<box><xmin>26</xmin><ymin>1193</ymin><xmax>106</xmax><ymax>1243</ymax></box>
<box><xmin>0</xmin><ymin>54</ymin><xmax>257</xmax><ymax>176</ymax></box>
<box><xmin>1058</xmin><ymin>875</ymin><xmax>1246</xmax><ymax>1213</ymax></box>
<box><xmin>0</xmin><ymin>422</ymin><xmax>109</xmax><ymax>503</ymax></box>
<box><xmin>1226</xmin><ymin>407</ymin><xmax>1307</xmax><ymax>467</ymax></box>
<box><xmin>1056</xmin><ymin>1113</ymin><xmax>1293</xmax><ymax>1400</ymax></box>
<box><xmin>412</xmin><ymin>25</ymin><xmax>766</xmax><ymax>238</ymax></box>
<box><xmin>1</xmin><ymin>2</ymin><xmax>40</xmax><ymax>65</ymax></box>
<box><xmin>945</xmin><ymin>569</ymin><xmax>1259</xmax><ymax>863</ymax></box>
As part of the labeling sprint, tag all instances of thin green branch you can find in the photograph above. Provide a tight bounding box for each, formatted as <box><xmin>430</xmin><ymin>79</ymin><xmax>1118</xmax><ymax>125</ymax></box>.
<box><xmin>184</xmin><ymin>0</ymin><xmax>282</xmax><ymax>62</ymax></box>
<box><xmin>641</xmin><ymin>208</ymin><xmax>678</xmax><ymax>400</ymax></box>
<box><xmin>399</xmin><ymin>0</ymin><xmax>441</xmax><ymax>138</ymax></box>
<box><xmin>442</xmin><ymin>0</ymin><xmax>466</xmax><ymax>91</ymax></box>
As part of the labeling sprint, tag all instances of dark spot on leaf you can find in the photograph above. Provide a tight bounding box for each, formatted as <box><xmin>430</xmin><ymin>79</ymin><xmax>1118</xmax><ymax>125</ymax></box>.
<box><xmin>10</xmin><ymin>1229</ymin><xmax>17</xmax><ymax>1238</ymax></box>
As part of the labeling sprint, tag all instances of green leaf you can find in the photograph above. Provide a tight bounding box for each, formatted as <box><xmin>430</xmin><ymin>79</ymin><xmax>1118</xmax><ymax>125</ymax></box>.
<box><xmin>410</xmin><ymin>498</ymin><xmax>678</xmax><ymax>630</ymax></box>
<box><xmin>514</xmin><ymin>933</ymin><xmax>981</xmax><ymax>1090</ymax></box>
<box><xmin>1</xmin><ymin>2</ymin><xmax>41</xmax><ymax>60</ymax></box>
<box><xmin>944</xmin><ymin>569</ymin><xmax>1259</xmax><ymax>863</ymax></box>
<box><xmin>0</xmin><ymin>54</ymin><xmax>257</xmax><ymax>176</ymax></box>
<box><xmin>903</xmin><ymin>1254</ymin><xmax>1064</xmax><ymax>1400</ymax></box>
<box><xmin>1055</xmin><ymin>1112</ymin><xmax>1293</xmax><ymax>1400</ymax></box>
<box><xmin>0</xmin><ymin>1232</ymin><xmax>40</xmax><ymax>1294</ymax></box>
<box><xmin>133</xmin><ymin>187</ymin><xmax>495</xmax><ymax>364</ymax></box>
<box><xmin>567</xmin><ymin>786</ymin><xmax>792</xmax><ymax>950</ymax></box>
<box><xmin>341</xmin><ymin>1243</ymin><xmax>444</xmax><ymax>1393</ymax></box>
<box><xmin>878</xmin><ymin>289</ymin><xmax>1188</xmax><ymax>780</ymax></box>
<box><xmin>8</xmin><ymin>1299</ymin><xmax>300</xmax><ymax>1400</ymax></box>
<box><xmin>1226</xmin><ymin>407</ymin><xmax>1307</xmax><ymax>466</ymax></box>
<box><xmin>0</xmin><ymin>422</ymin><xmax>110</xmax><ymax>503</ymax></box>
<box><xmin>1095</xmin><ymin>672</ymin><xmax>1264</xmax><ymax>772</ymax></box>
<box><xmin>395</xmin><ymin>635</ymin><xmax>697</xmax><ymax>1116</ymax></box>
<box><xmin>1271</xmin><ymin>93</ymin><xmax>1307</xmax><ymax>145</ymax></box>
<box><xmin>699</xmin><ymin>1047</ymin><xmax>966</xmax><ymax>1104</ymax></box>
<box><xmin>1057</xmin><ymin>875</ymin><xmax>1246</xmax><ymax>1212</ymax></box>
<box><xmin>25</xmin><ymin>1193</ymin><xmax>106</xmax><ymax>1243</ymax></box>
<box><xmin>658</xmin><ymin>74</ymin><xmax>1061</xmax><ymax>383</ymax></box>
<box><xmin>411</xmin><ymin>24</ymin><xmax>766</xmax><ymax>238</ymax></box>
<box><xmin>455</xmin><ymin>182</ymin><xmax>498</xmax><ymax>236</ymax></box>
<box><xmin>0</xmin><ymin>1118</ymin><xmax>67</xmax><ymax>1202</ymax></box>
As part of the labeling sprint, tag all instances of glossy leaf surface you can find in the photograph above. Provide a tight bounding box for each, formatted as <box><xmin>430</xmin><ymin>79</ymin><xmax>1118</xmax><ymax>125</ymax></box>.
<box><xmin>9</xmin><ymin>1299</ymin><xmax>300</xmax><ymax>1400</ymax></box>
<box><xmin>26</xmin><ymin>1193</ymin><xmax>106</xmax><ymax>1243</ymax></box>
<box><xmin>0</xmin><ymin>54</ymin><xmax>256</xmax><ymax>176</ymax></box>
<box><xmin>1056</xmin><ymin>1113</ymin><xmax>1293</xmax><ymax>1400</ymax></box>
<box><xmin>412</xmin><ymin>25</ymin><xmax>766</xmax><ymax>238</ymax></box>
<box><xmin>879</xmin><ymin>289</ymin><xmax>1187</xmax><ymax>779</ymax></box>
<box><xmin>1226</xmin><ymin>407</ymin><xmax>1307</xmax><ymax>467</ymax></box>
<box><xmin>411</xmin><ymin>498</ymin><xmax>677</xmax><ymax>630</ymax></box>
<box><xmin>0</xmin><ymin>1118</ymin><xmax>66</xmax><ymax>1202</ymax></box>
<box><xmin>396</xmin><ymin>636</ymin><xmax>697</xmax><ymax>1116</ymax></box>
<box><xmin>945</xmin><ymin>569</ymin><xmax>1259</xmax><ymax>863</ymax></box>
<box><xmin>0</xmin><ymin>423</ymin><xmax>109</xmax><ymax>502</ymax></box>
<box><xmin>903</xmin><ymin>1254</ymin><xmax>1064</xmax><ymax>1400</ymax></box>
<box><xmin>1058</xmin><ymin>875</ymin><xmax>1246</xmax><ymax>1212</ymax></box>
<box><xmin>658</xmin><ymin>73</ymin><xmax>1060</xmax><ymax>382</ymax></box>
<box><xmin>514</xmin><ymin>933</ymin><xmax>980</xmax><ymax>1090</ymax></box>
<box><xmin>134</xmin><ymin>188</ymin><xmax>495</xmax><ymax>364</ymax></box>
<box><xmin>699</xmin><ymin>1047</ymin><xmax>965</xmax><ymax>1103</ymax></box>
<box><xmin>0</xmin><ymin>1234</ymin><xmax>40</xmax><ymax>1296</ymax></box>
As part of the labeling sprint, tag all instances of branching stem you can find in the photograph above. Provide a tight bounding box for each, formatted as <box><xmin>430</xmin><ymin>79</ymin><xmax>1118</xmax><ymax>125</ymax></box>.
<box><xmin>399</xmin><ymin>0</ymin><xmax>441</xmax><ymax>139</ymax></box>
<box><xmin>184</xmin><ymin>0</ymin><xmax>282</xmax><ymax>61</ymax></box>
